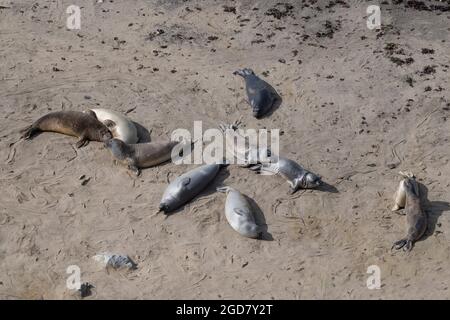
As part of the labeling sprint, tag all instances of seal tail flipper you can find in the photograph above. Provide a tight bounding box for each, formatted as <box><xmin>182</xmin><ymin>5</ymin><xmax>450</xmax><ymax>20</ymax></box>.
<box><xmin>391</xmin><ymin>238</ymin><xmax>408</xmax><ymax>251</ymax></box>
<box><xmin>248</xmin><ymin>164</ymin><xmax>262</xmax><ymax>173</ymax></box>
<box><xmin>233</xmin><ymin>69</ymin><xmax>244</xmax><ymax>77</ymax></box>
<box><xmin>403</xmin><ymin>240</ymin><xmax>414</xmax><ymax>252</ymax></box>
<box><xmin>217</xmin><ymin>186</ymin><xmax>232</xmax><ymax>193</ymax></box>
<box><xmin>20</xmin><ymin>125</ymin><xmax>39</xmax><ymax>140</ymax></box>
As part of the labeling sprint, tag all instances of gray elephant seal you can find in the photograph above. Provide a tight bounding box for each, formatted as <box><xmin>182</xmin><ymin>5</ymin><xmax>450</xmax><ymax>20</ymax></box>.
<box><xmin>104</xmin><ymin>138</ymin><xmax>182</xmax><ymax>176</ymax></box>
<box><xmin>392</xmin><ymin>175</ymin><xmax>428</xmax><ymax>252</ymax></box>
<box><xmin>251</xmin><ymin>156</ymin><xmax>322</xmax><ymax>194</ymax></box>
<box><xmin>233</xmin><ymin>68</ymin><xmax>278</xmax><ymax>118</ymax></box>
<box><xmin>21</xmin><ymin>111</ymin><xmax>112</xmax><ymax>148</ymax></box>
<box><xmin>159</xmin><ymin>164</ymin><xmax>226</xmax><ymax>214</ymax></box>
<box><xmin>219</xmin><ymin>120</ymin><xmax>271</xmax><ymax>166</ymax></box>
<box><xmin>217</xmin><ymin>187</ymin><xmax>261</xmax><ymax>239</ymax></box>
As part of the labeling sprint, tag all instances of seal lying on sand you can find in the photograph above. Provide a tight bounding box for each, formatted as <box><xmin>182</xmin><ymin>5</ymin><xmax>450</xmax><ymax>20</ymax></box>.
<box><xmin>21</xmin><ymin>111</ymin><xmax>112</xmax><ymax>148</ymax></box>
<box><xmin>219</xmin><ymin>119</ymin><xmax>271</xmax><ymax>166</ymax></box>
<box><xmin>392</xmin><ymin>173</ymin><xmax>428</xmax><ymax>252</ymax></box>
<box><xmin>251</xmin><ymin>156</ymin><xmax>322</xmax><ymax>194</ymax></box>
<box><xmin>86</xmin><ymin>108</ymin><xmax>138</xmax><ymax>144</ymax></box>
<box><xmin>233</xmin><ymin>68</ymin><xmax>279</xmax><ymax>118</ymax></box>
<box><xmin>159</xmin><ymin>164</ymin><xmax>226</xmax><ymax>214</ymax></box>
<box><xmin>217</xmin><ymin>186</ymin><xmax>261</xmax><ymax>239</ymax></box>
<box><xmin>104</xmin><ymin>138</ymin><xmax>185</xmax><ymax>176</ymax></box>
<box><xmin>391</xmin><ymin>171</ymin><xmax>415</xmax><ymax>211</ymax></box>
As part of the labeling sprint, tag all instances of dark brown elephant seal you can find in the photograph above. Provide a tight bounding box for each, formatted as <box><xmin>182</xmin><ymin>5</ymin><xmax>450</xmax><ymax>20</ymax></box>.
<box><xmin>392</xmin><ymin>175</ymin><xmax>428</xmax><ymax>252</ymax></box>
<box><xmin>104</xmin><ymin>138</ymin><xmax>183</xmax><ymax>176</ymax></box>
<box><xmin>21</xmin><ymin>111</ymin><xmax>112</xmax><ymax>148</ymax></box>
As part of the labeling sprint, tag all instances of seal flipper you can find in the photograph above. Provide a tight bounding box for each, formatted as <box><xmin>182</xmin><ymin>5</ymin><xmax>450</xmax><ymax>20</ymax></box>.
<box><xmin>76</xmin><ymin>137</ymin><xmax>89</xmax><ymax>148</ymax></box>
<box><xmin>217</xmin><ymin>186</ymin><xmax>232</xmax><ymax>193</ymax></box>
<box><xmin>288</xmin><ymin>180</ymin><xmax>300</xmax><ymax>194</ymax></box>
<box><xmin>391</xmin><ymin>238</ymin><xmax>413</xmax><ymax>251</ymax></box>
<box><xmin>248</xmin><ymin>164</ymin><xmax>262</xmax><ymax>173</ymax></box>
<box><xmin>179</xmin><ymin>177</ymin><xmax>191</xmax><ymax>187</ymax></box>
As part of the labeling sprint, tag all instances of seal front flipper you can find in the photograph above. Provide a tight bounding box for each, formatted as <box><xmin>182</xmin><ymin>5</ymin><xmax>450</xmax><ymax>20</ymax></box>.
<box><xmin>76</xmin><ymin>137</ymin><xmax>89</xmax><ymax>148</ymax></box>
<box><xmin>179</xmin><ymin>177</ymin><xmax>191</xmax><ymax>187</ymax></box>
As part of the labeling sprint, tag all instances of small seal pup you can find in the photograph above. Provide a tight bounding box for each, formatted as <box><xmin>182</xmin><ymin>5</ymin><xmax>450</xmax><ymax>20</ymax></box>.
<box><xmin>233</xmin><ymin>68</ymin><xmax>279</xmax><ymax>118</ymax></box>
<box><xmin>392</xmin><ymin>174</ymin><xmax>428</xmax><ymax>252</ymax></box>
<box><xmin>85</xmin><ymin>108</ymin><xmax>138</xmax><ymax>144</ymax></box>
<box><xmin>93</xmin><ymin>253</ymin><xmax>137</xmax><ymax>270</ymax></box>
<box><xmin>219</xmin><ymin>119</ymin><xmax>271</xmax><ymax>166</ymax></box>
<box><xmin>104</xmin><ymin>138</ymin><xmax>186</xmax><ymax>176</ymax></box>
<box><xmin>391</xmin><ymin>171</ymin><xmax>415</xmax><ymax>211</ymax></box>
<box><xmin>21</xmin><ymin>111</ymin><xmax>112</xmax><ymax>148</ymax></box>
<box><xmin>251</xmin><ymin>156</ymin><xmax>322</xmax><ymax>194</ymax></box>
<box><xmin>217</xmin><ymin>186</ymin><xmax>261</xmax><ymax>239</ymax></box>
<box><xmin>159</xmin><ymin>163</ymin><xmax>226</xmax><ymax>214</ymax></box>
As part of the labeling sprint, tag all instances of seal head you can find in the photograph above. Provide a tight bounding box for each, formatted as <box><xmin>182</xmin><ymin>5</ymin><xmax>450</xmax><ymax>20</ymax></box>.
<box><xmin>298</xmin><ymin>172</ymin><xmax>322</xmax><ymax>189</ymax></box>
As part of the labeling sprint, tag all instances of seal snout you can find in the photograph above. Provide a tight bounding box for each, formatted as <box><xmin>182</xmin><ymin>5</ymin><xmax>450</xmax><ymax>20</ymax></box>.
<box><xmin>315</xmin><ymin>176</ymin><xmax>323</xmax><ymax>186</ymax></box>
<box><xmin>103</xmin><ymin>131</ymin><xmax>113</xmax><ymax>142</ymax></box>
<box><xmin>233</xmin><ymin>68</ymin><xmax>254</xmax><ymax>78</ymax></box>
<box><xmin>159</xmin><ymin>203</ymin><xmax>169</xmax><ymax>214</ymax></box>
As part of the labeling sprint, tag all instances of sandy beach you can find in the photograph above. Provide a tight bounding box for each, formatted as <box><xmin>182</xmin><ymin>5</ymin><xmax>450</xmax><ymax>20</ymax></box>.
<box><xmin>1</xmin><ymin>0</ymin><xmax>450</xmax><ymax>299</ymax></box>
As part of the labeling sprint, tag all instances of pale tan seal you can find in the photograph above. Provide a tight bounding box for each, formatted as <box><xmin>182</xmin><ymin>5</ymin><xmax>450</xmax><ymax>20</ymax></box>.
<box><xmin>21</xmin><ymin>111</ymin><xmax>112</xmax><ymax>148</ymax></box>
<box><xmin>86</xmin><ymin>108</ymin><xmax>139</xmax><ymax>144</ymax></box>
<box><xmin>391</xmin><ymin>171</ymin><xmax>415</xmax><ymax>211</ymax></box>
<box><xmin>392</xmin><ymin>174</ymin><xmax>428</xmax><ymax>252</ymax></box>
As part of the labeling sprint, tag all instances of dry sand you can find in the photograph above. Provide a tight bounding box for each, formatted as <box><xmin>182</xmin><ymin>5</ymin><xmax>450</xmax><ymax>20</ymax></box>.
<box><xmin>1</xmin><ymin>0</ymin><xmax>450</xmax><ymax>299</ymax></box>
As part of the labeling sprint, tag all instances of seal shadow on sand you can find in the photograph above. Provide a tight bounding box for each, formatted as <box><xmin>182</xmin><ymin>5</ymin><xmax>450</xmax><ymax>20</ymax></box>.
<box><xmin>132</xmin><ymin>121</ymin><xmax>152</xmax><ymax>143</ymax></box>
<box><xmin>244</xmin><ymin>195</ymin><xmax>273</xmax><ymax>241</ymax></box>
<box><xmin>164</xmin><ymin>167</ymin><xmax>231</xmax><ymax>216</ymax></box>
<box><xmin>417</xmin><ymin>182</ymin><xmax>450</xmax><ymax>242</ymax></box>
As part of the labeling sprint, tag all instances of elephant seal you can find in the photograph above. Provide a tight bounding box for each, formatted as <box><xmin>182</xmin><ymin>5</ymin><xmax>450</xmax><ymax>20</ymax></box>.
<box><xmin>233</xmin><ymin>68</ymin><xmax>278</xmax><ymax>118</ymax></box>
<box><xmin>86</xmin><ymin>108</ymin><xmax>138</xmax><ymax>144</ymax></box>
<box><xmin>251</xmin><ymin>156</ymin><xmax>322</xmax><ymax>194</ymax></box>
<box><xmin>392</xmin><ymin>174</ymin><xmax>428</xmax><ymax>252</ymax></box>
<box><xmin>21</xmin><ymin>111</ymin><xmax>112</xmax><ymax>148</ymax></box>
<box><xmin>104</xmin><ymin>138</ymin><xmax>185</xmax><ymax>176</ymax></box>
<box><xmin>219</xmin><ymin>119</ymin><xmax>271</xmax><ymax>166</ymax></box>
<box><xmin>391</xmin><ymin>171</ymin><xmax>415</xmax><ymax>211</ymax></box>
<box><xmin>159</xmin><ymin>163</ymin><xmax>226</xmax><ymax>214</ymax></box>
<box><xmin>217</xmin><ymin>186</ymin><xmax>261</xmax><ymax>239</ymax></box>
<box><xmin>93</xmin><ymin>253</ymin><xmax>137</xmax><ymax>270</ymax></box>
